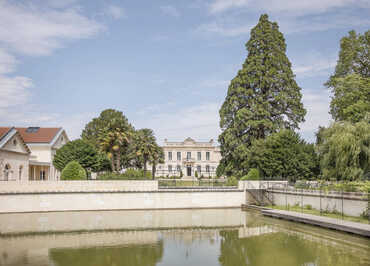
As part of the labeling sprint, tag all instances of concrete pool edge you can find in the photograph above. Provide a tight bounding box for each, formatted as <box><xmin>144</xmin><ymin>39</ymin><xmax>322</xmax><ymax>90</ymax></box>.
<box><xmin>260</xmin><ymin>208</ymin><xmax>370</xmax><ymax>237</ymax></box>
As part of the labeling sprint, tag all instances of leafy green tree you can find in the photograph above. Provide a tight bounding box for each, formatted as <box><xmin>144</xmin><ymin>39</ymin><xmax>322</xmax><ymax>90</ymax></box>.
<box><xmin>53</xmin><ymin>139</ymin><xmax>108</xmax><ymax>173</ymax></box>
<box><xmin>61</xmin><ymin>161</ymin><xmax>87</xmax><ymax>180</ymax></box>
<box><xmin>329</xmin><ymin>74</ymin><xmax>370</xmax><ymax>123</ymax></box>
<box><xmin>316</xmin><ymin>119</ymin><xmax>370</xmax><ymax>181</ymax></box>
<box><xmin>219</xmin><ymin>14</ymin><xmax>306</xmax><ymax>177</ymax></box>
<box><xmin>326</xmin><ymin>30</ymin><xmax>369</xmax><ymax>87</ymax></box>
<box><xmin>82</xmin><ymin>109</ymin><xmax>135</xmax><ymax>172</ymax></box>
<box><xmin>326</xmin><ymin>30</ymin><xmax>370</xmax><ymax>122</ymax></box>
<box><xmin>81</xmin><ymin>109</ymin><xmax>134</xmax><ymax>149</ymax></box>
<box><xmin>241</xmin><ymin>168</ymin><xmax>260</xmax><ymax>180</ymax></box>
<box><xmin>247</xmin><ymin>130</ymin><xmax>319</xmax><ymax>181</ymax></box>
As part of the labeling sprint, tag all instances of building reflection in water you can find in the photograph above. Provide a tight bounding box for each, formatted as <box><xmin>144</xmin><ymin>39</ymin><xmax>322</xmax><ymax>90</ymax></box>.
<box><xmin>0</xmin><ymin>209</ymin><xmax>369</xmax><ymax>266</ymax></box>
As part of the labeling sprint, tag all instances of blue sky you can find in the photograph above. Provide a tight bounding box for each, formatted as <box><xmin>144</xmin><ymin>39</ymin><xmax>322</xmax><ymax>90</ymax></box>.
<box><xmin>0</xmin><ymin>0</ymin><xmax>369</xmax><ymax>143</ymax></box>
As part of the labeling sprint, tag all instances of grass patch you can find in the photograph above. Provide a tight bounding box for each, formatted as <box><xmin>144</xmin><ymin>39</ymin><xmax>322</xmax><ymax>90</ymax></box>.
<box><xmin>267</xmin><ymin>205</ymin><xmax>369</xmax><ymax>224</ymax></box>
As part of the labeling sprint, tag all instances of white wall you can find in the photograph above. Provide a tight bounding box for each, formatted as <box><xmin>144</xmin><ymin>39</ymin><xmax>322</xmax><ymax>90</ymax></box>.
<box><xmin>0</xmin><ymin>150</ymin><xmax>29</xmax><ymax>181</ymax></box>
<box><xmin>270</xmin><ymin>190</ymin><xmax>368</xmax><ymax>217</ymax></box>
<box><xmin>0</xmin><ymin>180</ymin><xmax>158</xmax><ymax>193</ymax></box>
<box><xmin>0</xmin><ymin>190</ymin><xmax>244</xmax><ymax>213</ymax></box>
<box><xmin>0</xmin><ymin>208</ymin><xmax>245</xmax><ymax>234</ymax></box>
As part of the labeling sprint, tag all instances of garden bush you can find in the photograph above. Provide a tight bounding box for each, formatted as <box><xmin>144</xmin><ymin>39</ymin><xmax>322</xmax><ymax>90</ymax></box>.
<box><xmin>241</xmin><ymin>168</ymin><xmax>260</xmax><ymax>180</ymax></box>
<box><xmin>61</xmin><ymin>161</ymin><xmax>87</xmax><ymax>180</ymax></box>
<box><xmin>226</xmin><ymin>176</ymin><xmax>238</xmax><ymax>186</ymax></box>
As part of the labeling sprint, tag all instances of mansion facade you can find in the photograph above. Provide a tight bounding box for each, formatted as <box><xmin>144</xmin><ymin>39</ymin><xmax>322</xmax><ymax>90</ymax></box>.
<box><xmin>155</xmin><ymin>137</ymin><xmax>221</xmax><ymax>178</ymax></box>
<box><xmin>0</xmin><ymin>127</ymin><xmax>69</xmax><ymax>181</ymax></box>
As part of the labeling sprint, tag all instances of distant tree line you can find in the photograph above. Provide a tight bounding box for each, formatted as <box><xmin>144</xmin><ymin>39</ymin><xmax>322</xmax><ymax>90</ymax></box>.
<box><xmin>53</xmin><ymin>109</ymin><xmax>164</xmax><ymax>180</ymax></box>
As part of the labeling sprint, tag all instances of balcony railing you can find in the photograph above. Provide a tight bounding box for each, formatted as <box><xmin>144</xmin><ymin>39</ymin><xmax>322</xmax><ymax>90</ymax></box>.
<box><xmin>182</xmin><ymin>157</ymin><xmax>195</xmax><ymax>163</ymax></box>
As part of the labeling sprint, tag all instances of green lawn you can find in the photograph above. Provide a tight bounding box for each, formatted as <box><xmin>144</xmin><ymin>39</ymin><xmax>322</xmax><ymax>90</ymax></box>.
<box><xmin>267</xmin><ymin>205</ymin><xmax>369</xmax><ymax>224</ymax></box>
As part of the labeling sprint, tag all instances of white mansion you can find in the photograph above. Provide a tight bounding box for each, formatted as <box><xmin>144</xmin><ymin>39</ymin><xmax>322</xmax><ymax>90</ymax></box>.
<box><xmin>155</xmin><ymin>137</ymin><xmax>221</xmax><ymax>178</ymax></box>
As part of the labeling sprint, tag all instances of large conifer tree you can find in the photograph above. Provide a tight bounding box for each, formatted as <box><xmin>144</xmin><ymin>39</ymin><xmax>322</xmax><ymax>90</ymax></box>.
<box><xmin>219</xmin><ymin>14</ymin><xmax>306</xmax><ymax>177</ymax></box>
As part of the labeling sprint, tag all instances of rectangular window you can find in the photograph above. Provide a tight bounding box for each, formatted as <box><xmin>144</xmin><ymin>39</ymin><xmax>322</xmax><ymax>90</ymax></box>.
<box><xmin>187</xmin><ymin>152</ymin><xmax>191</xmax><ymax>159</ymax></box>
<box><xmin>177</xmin><ymin>152</ymin><xmax>181</xmax><ymax>161</ymax></box>
<box><xmin>206</xmin><ymin>152</ymin><xmax>210</xmax><ymax>161</ymax></box>
<box><xmin>197</xmin><ymin>152</ymin><xmax>201</xmax><ymax>161</ymax></box>
<box><xmin>206</xmin><ymin>165</ymin><xmax>210</xmax><ymax>172</ymax></box>
<box><xmin>176</xmin><ymin>165</ymin><xmax>181</xmax><ymax>172</ymax></box>
<box><xmin>168</xmin><ymin>165</ymin><xmax>172</xmax><ymax>173</ymax></box>
<box><xmin>168</xmin><ymin>152</ymin><xmax>172</xmax><ymax>161</ymax></box>
<box><xmin>197</xmin><ymin>165</ymin><xmax>201</xmax><ymax>173</ymax></box>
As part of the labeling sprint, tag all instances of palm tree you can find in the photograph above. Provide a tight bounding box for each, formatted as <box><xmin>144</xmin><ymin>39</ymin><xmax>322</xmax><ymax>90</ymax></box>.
<box><xmin>135</xmin><ymin>129</ymin><xmax>160</xmax><ymax>177</ymax></box>
<box><xmin>99</xmin><ymin>127</ymin><xmax>130</xmax><ymax>173</ymax></box>
<box><xmin>150</xmin><ymin>145</ymin><xmax>164</xmax><ymax>179</ymax></box>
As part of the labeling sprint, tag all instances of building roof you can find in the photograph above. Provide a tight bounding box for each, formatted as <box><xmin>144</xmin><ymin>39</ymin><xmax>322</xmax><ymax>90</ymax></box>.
<box><xmin>0</xmin><ymin>127</ymin><xmax>12</xmax><ymax>141</ymax></box>
<box><xmin>15</xmin><ymin>127</ymin><xmax>62</xmax><ymax>143</ymax></box>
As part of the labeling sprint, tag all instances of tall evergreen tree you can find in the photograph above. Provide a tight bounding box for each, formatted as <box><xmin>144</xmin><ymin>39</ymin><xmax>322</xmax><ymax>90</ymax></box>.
<box><xmin>326</xmin><ymin>30</ymin><xmax>370</xmax><ymax>122</ymax></box>
<box><xmin>219</xmin><ymin>14</ymin><xmax>306</xmax><ymax>177</ymax></box>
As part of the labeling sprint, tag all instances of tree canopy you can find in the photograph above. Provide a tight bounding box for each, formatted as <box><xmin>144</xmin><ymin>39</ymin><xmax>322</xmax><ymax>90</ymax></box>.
<box><xmin>81</xmin><ymin>109</ymin><xmax>134</xmax><ymax>172</ymax></box>
<box><xmin>329</xmin><ymin>74</ymin><xmax>370</xmax><ymax>123</ymax></box>
<box><xmin>81</xmin><ymin>109</ymin><xmax>134</xmax><ymax>150</ymax></box>
<box><xmin>316</xmin><ymin>120</ymin><xmax>370</xmax><ymax>181</ymax></box>
<box><xmin>218</xmin><ymin>14</ymin><xmax>306</xmax><ymax>177</ymax></box>
<box><xmin>326</xmin><ymin>30</ymin><xmax>370</xmax><ymax>123</ymax></box>
<box><xmin>247</xmin><ymin>130</ymin><xmax>319</xmax><ymax>181</ymax></box>
<box><xmin>53</xmin><ymin>139</ymin><xmax>109</xmax><ymax>173</ymax></box>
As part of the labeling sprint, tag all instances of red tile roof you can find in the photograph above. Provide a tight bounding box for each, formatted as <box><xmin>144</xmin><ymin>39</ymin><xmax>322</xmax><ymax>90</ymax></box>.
<box><xmin>0</xmin><ymin>127</ymin><xmax>12</xmax><ymax>141</ymax></box>
<box><xmin>16</xmin><ymin>127</ymin><xmax>61</xmax><ymax>143</ymax></box>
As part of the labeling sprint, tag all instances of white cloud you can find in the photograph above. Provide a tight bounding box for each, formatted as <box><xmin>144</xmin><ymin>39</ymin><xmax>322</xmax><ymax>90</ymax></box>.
<box><xmin>160</xmin><ymin>5</ymin><xmax>180</xmax><ymax>17</ymax></box>
<box><xmin>292</xmin><ymin>53</ymin><xmax>337</xmax><ymax>78</ymax></box>
<box><xmin>0</xmin><ymin>0</ymin><xmax>104</xmax><ymax>136</ymax></box>
<box><xmin>0</xmin><ymin>48</ymin><xmax>17</xmax><ymax>74</ymax></box>
<box><xmin>299</xmin><ymin>89</ymin><xmax>332</xmax><ymax>142</ymax></box>
<box><xmin>209</xmin><ymin>0</ymin><xmax>370</xmax><ymax>14</ymax></box>
<box><xmin>105</xmin><ymin>5</ymin><xmax>125</xmax><ymax>19</ymax></box>
<box><xmin>0</xmin><ymin>75</ymin><xmax>32</xmax><ymax>108</ymax></box>
<box><xmin>196</xmin><ymin>22</ymin><xmax>253</xmax><ymax>36</ymax></box>
<box><xmin>197</xmin><ymin>13</ymin><xmax>370</xmax><ymax>37</ymax></box>
<box><xmin>135</xmin><ymin>103</ymin><xmax>221</xmax><ymax>144</ymax></box>
<box><xmin>0</xmin><ymin>1</ymin><xmax>104</xmax><ymax>56</ymax></box>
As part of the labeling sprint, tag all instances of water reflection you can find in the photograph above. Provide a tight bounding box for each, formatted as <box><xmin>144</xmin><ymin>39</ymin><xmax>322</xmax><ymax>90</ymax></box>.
<box><xmin>0</xmin><ymin>209</ymin><xmax>369</xmax><ymax>266</ymax></box>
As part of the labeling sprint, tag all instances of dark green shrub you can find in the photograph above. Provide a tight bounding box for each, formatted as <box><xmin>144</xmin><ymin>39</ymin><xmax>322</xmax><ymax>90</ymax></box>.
<box><xmin>61</xmin><ymin>161</ymin><xmax>87</xmax><ymax>180</ymax></box>
<box><xmin>241</xmin><ymin>168</ymin><xmax>260</xmax><ymax>180</ymax></box>
<box><xmin>195</xmin><ymin>171</ymin><xmax>198</xmax><ymax>178</ymax></box>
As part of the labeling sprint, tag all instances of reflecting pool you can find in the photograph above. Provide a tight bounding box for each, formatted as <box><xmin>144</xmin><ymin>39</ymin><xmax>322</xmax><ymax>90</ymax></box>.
<box><xmin>0</xmin><ymin>209</ymin><xmax>369</xmax><ymax>266</ymax></box>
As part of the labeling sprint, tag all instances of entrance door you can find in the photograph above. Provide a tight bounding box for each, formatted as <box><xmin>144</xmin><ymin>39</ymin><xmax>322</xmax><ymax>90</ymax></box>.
<box><xmin>187</xmin><ymin>166</ymin><xmax>192</xmax><ymax>176</ymax></box>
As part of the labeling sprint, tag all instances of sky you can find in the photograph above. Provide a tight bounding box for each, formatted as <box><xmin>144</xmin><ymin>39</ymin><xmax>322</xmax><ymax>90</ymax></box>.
<box><xmin>0</xmin><ymin>0</ymin><xmax>369</xmax><ymax>144</ymax></box>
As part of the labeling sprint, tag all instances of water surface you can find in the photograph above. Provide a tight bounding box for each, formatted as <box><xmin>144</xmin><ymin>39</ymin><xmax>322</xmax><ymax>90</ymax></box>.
<box><xmin>0</xmin><ymin>209</ymin><xmax>369</xmax><ymax>266</ymax></box>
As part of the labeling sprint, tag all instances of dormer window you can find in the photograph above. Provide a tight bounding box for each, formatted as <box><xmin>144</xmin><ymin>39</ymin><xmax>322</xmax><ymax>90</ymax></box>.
<box><xmin>26</xmin><ymin>127</ymin><xmax>40</xmax><ymax>133</ymax></box>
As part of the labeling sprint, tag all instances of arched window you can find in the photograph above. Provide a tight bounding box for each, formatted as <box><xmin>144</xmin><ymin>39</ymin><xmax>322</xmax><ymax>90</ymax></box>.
<box><xmin>19</xmin><ymin>165</ymin><xmax>23</xmax><ymax>180</ymax></box>
<box><xmin>4</xmin><ymin>164</ymin><xmax>10</xmax><ymax>181</ymax></box>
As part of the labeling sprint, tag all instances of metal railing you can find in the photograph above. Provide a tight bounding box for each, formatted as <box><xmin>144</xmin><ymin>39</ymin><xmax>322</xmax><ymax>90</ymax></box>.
<box><xmin>158</xmin><ymin>178</ymin><xmax>232</xmax><ymax>189</ymax></box>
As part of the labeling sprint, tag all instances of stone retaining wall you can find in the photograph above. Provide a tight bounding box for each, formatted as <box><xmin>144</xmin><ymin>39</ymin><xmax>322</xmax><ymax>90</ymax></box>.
<box><xmin>269</xmin><ymin>189</ymin><xmax>368</xmax><ymax>217</ymax></box>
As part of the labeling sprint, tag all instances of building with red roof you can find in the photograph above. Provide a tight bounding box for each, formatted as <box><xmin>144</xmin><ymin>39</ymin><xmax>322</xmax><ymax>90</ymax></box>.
<box><xmin>0</xmin><ymin>127</ymin><xmax>69</xmax><ymax>181</ymax></box>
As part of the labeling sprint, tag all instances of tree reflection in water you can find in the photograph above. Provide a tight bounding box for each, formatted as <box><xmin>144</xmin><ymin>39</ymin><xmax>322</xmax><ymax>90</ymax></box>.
<box><xmin>218</xmin><ymin>230</ymin><xmax>369</xmax><ymax>266</ymax></box>
<box><xmin>50</xmin><ymin>241</ymin><xmax>163</xmax><ymax>266</ymax></box>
